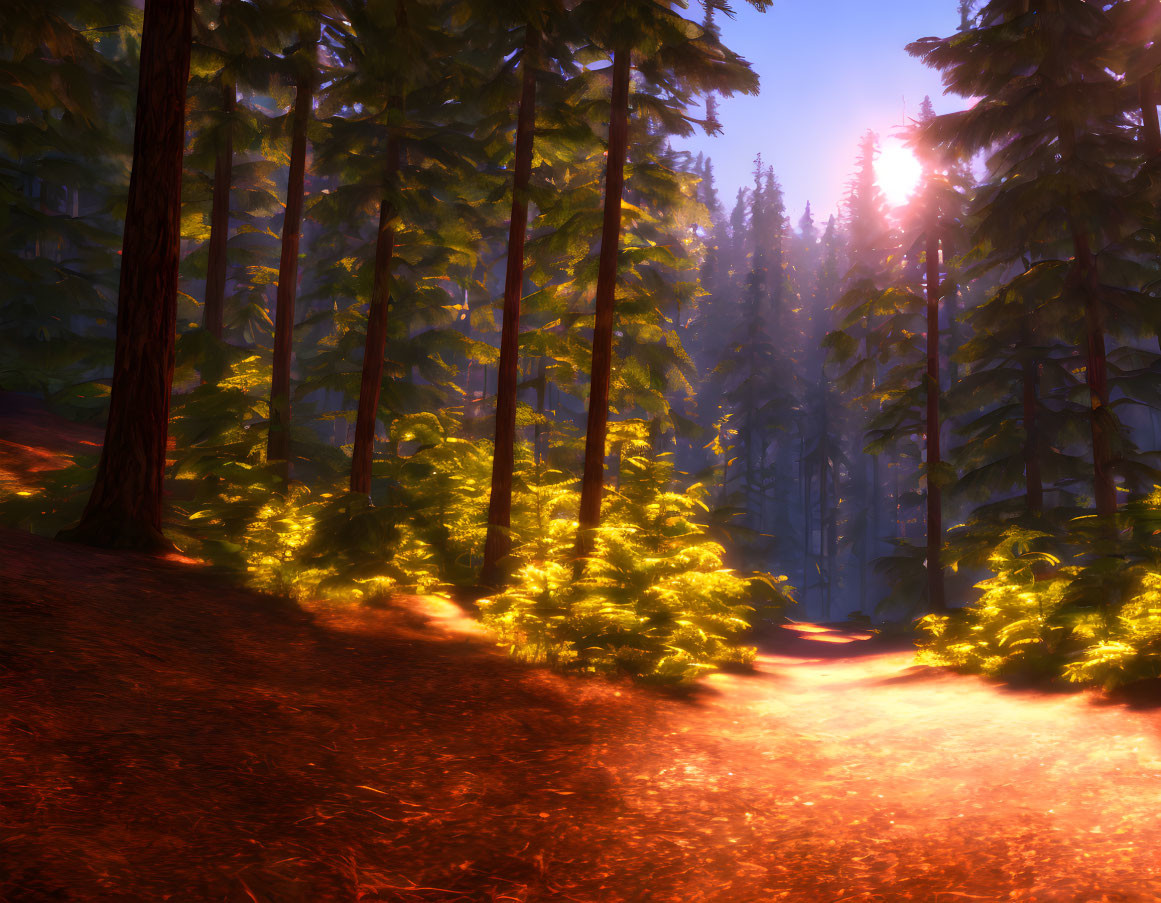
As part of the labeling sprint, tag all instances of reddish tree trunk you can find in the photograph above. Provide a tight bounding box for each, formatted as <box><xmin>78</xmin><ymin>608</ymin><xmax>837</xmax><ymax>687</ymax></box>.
<box><xmin>482</xmin><ymin>27</ymin><xmax>540</xmax><ymax>586</ymax></box>
<box><xmin>350</xmin><ymin>131</ymin><xmax>402</xmax><ymax>497</ymax></box>
<box><xmin>61</xmin><ymin>0</ymin><xmax>195</xmax><ymax>550</ymax></box>
<box><xmin>203</xmin><ymin>68</ymin><xmax>235</xmax><ymax>339</ymax></box>
<box><xmin>1021</xmin><ymin>319</ymin><xmax>1043</xmax><ymax>516</ymax></box>
<box><xmin>575</xmin><ymin>48</ymin><xmax>631</xmax><ymax>564</ymax></box>
<box><xmin>267</xmin><ymin>64</ymin><xmax>314</xmax><ymax>485</ymax></box>
<box><xmin>925</xmin><ymin>226</ymin><xmax>946</xmax><ymax>611</ymax></box>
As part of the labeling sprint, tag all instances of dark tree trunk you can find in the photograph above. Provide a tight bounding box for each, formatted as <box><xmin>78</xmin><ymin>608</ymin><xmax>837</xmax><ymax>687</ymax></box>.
<box><xmin>350</xmin><ymin>130</ymin><xmax>402</xmax><ymax>497</ymax></box>
<box><xmin>801</xmin><ymin>433</ymin><xmax>811</xmax><ymax>609</ymax></box>
<box><xmin>60</xmin><ymin>0</ymin><xmax>195</xmax><ymax>551</ymax></box>
<box><xmin>1073</xmin><ymin>228</ymin><xmax>1116</xmax><ymax>517</ymax></box>
<box><xmin>1060</xmin><ymin>125</ymin><xmax>1116</xmax><ymax>517</ymax></box>
<box><xmin>482</xmin><ymin>27</ymin><xmax>540</xmax><ymax>586</ymax></box>
<box><xmin>575</xmin><ymin>48</ymin><xmax>631</xmax><ymax>564</ymax></box>
<box><xmin>925</xmin><ymin>227</ymin><xmax>946</xmax><ymax>612</ymax></box>
<box><xmin>826</xmin><ymin>455</ymin><xmax>838</xmax><ymax>620</ymax></box>
<box><xmin>818</xmin><ymin>437</ymin><xmax>829</xmax><ymax>620</ymax></box>
<box><xmin>267</xmin><ymin>62</ymin><xmax>314</xmax><ymax>486</ymax></box>
<box><xmin>1021</xmin><ymin>319</ymin><xmax>1044</xmax><ymax>516</ymax></box>
<box><xmin>203</xmin><ymin>66</ymin><xmax>235</xmax><ymax>340</ymax></box>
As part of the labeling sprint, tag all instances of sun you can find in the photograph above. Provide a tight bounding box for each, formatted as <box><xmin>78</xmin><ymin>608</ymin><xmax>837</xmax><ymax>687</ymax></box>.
<box><xmin>875</xmin><ymin>139</ymin><xmax>922</xmax><ymax>208</ymax></box>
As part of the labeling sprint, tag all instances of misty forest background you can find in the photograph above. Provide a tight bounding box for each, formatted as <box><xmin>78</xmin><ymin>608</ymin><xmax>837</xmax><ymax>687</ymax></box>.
<box><xmin>8</xmin><ymin>0</ymin><xmax>1161</xmax><ymax>688</ymax></box>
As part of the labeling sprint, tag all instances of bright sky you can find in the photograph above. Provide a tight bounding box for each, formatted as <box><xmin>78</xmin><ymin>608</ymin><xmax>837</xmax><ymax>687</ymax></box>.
<box><xmin>677</xmin><ymin>0</ymin><xmax>966</xmax><ymax>226</ymax></box>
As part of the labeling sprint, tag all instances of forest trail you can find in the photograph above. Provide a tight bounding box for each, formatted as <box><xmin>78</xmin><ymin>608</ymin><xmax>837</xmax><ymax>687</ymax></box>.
<box><xmin>4</xmin><ymin>520</ymin><xmax>1161</xmax><ymax>902</ymax></box>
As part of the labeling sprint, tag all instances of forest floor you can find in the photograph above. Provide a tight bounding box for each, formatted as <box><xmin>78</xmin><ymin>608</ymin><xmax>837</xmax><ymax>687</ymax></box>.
<box><xmin>4</xmin><ymin>398</ymin><xmax>1161</xmax><ymax>902</ymax></box>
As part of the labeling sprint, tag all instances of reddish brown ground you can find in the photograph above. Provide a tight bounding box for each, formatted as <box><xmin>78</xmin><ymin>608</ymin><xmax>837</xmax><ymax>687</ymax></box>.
<box><xmin>0</xmin><ymin>394</ymin><xmax>103</xmax><ymax>494</ymax></box>
<box><xmin>3</xmin><ymin>396</ymin><xmax>1161</xmax><ymax>902</ymax></box>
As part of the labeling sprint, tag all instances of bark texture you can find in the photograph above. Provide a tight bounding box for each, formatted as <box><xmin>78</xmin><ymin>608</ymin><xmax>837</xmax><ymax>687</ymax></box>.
<box><xmin>267</xmin><ymin>62</ymin><xmax>314</xmax><ymax>485</ymax></box>
<box><xmin>61</xmin><ymin>0</ymin><xmax>195</xmax><ymax>551</ymax></box>
<box><xmin>482</xmin><ymin>28</ymin><xmax>540</xmax><ymax>586</ymax></box>
<box><xmin>350</xmin><ymin>132</ymin><xmax>402</xmax><ymax>497</ymax></box>
<box><xmin>575</xmin><ymin>48</ymin><xmax>631</xmax><ymax>564</ymax></box>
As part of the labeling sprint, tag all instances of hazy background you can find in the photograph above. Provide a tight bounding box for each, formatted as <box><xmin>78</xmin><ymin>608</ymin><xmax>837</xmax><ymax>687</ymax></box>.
<box><xmin>678</xmin><ymin>0</ymin><xmax>968</xmax><ymax>222</ymax></box>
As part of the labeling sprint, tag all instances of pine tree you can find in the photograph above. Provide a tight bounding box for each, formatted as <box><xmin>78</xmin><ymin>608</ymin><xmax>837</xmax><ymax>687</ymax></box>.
<box><xmin>0</xmin><ymin>1</ymin><xmax>135</xmax><ymax>405</ymax></box>
<box><xmin>482</xmin><ymin>6</ymin><xmax>558</xmax><ymax>585</ymax></box>
<box><xmin>62</xmin><ymin>0</ymin><xmax>196</xmax><ymax>550</ymax></box>
<box><xmin>911</xmin><ymin>0</ymin><xmax>1146</xmax><ymax>519</ymax></box>
<box><xmin>266</xmin><ymin>14</ymin><xmax>321</xmax><ymax>486</ymax></box>
<box><xmin>574</xmin><ymin>0</ymin><xmax>767</xmax><ymax>562</ymax></box>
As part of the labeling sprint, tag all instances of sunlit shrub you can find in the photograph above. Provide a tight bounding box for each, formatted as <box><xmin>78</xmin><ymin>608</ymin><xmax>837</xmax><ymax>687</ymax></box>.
<box><xmin>481</xmin><ymin>441</ymin><xmax>794</xmax><ymax>683</ymax></box>
<box><xmin>1063</xmin><ymin>571</ymin><xmax>1161</xmax><ymax>688</ymax></box>
<box><xmin>918</xmin><ymin>528</ymin><xmax>1074</xmax><ymax>679</ymax></box>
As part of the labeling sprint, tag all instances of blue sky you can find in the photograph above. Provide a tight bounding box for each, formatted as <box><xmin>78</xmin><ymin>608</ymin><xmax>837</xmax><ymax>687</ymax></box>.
<box><xmin>677</xmin><ymin>0</ymin><xmax>967</xmax><ymax>225</ymax></box>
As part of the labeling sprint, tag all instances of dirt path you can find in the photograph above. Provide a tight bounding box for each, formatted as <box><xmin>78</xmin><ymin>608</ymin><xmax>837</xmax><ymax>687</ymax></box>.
<box><xmin>3</xmin><ymin>527</ymin><xmax>1161</xmax><ymax>902</ymax></box>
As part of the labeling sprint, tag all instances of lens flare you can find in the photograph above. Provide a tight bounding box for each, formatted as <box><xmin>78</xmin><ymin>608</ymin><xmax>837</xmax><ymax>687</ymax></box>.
<box><xmin>875</xmin><ymin>139</ymin><xmax>922</xmax><ymax>207</ymax></box>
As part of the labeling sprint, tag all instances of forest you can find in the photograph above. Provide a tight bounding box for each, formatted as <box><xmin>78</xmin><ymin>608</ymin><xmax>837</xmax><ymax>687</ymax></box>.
<box><xmin>6</xmin><ymin>0</ymin><xmax>1161</xmax><ymax>900</ymax></box>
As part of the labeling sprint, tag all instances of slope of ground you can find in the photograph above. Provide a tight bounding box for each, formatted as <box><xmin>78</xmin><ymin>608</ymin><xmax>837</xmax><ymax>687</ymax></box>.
<box><xmin>4</xmin><ymin>528</ymin><xmax>1161</xmax><ymax>902</ymax></box>
<box><xmin>4</xmin><ymin>394</ymin><xmax>1161</xmax><ymax>901</ymax></box>
<box><xmin>0</xmin><ymin>393</ymin><xmax>103</xmax><ymax>495</ymax></box>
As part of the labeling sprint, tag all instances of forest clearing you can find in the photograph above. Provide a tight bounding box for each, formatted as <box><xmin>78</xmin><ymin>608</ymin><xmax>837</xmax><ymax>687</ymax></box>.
<box><xmin>4</xmin><ymin>519</ymin><xmax>1161</xmax><ymax>902</ymax></box>
<box><xmin>4</xmin><ymin>408</ymin><xmax>1161</xmax><ymax>901</ymax></box>
<box><xmin>11</xmin><ymin>0</ymin><xmax>1161</xmax><ymax>897</ymax></box>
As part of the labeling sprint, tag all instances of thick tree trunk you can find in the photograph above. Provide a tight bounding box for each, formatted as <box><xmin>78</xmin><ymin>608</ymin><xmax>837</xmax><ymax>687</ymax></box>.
<box><xmin>925</xmin><ymin>227</ymin><xmax>946</xmax><ymax>611</ymax></box>
<box><xmin>482</xmin><ymin>27</ymin><xmax>540</xmax><ymax>586</ymax></box>
<box><xmin>203</xmin><ymin>67</ymin><xmax>235</xmax><ymax>340</ymax></box>
<box><xmin>1021</xmin><ymin>319</ymin><xmax>1044</xmax><ymax>516</ymax></box>
<box><xmin>267</xmin><ymin>63</ymin><xmax>314</xmax><ymax>486</ymax></box>
<box><xmin>350</xmin><ymin>131</ymin><xmax>402</xmax><ymax>497</ymax></box>
<box><xmin>575</xmin><ymin>48</ymin><xmax>631</xmax><ymax>564</ymax></box>
<box><xmin>60</xmin><ymin>0</ymin><xmax>194</xmax><ymax>551</ymax></box>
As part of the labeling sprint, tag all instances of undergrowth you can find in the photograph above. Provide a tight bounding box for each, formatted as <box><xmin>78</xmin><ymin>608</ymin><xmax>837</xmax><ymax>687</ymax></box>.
<box><xmin>1</xmin><ymin>403</ymin><xmax>791</xmax><ymax>683</ymax></box>
<box><xmin>918</xmin><ymin>494</ymin><xmax>1161</xmax><ymax>689</ymax></box>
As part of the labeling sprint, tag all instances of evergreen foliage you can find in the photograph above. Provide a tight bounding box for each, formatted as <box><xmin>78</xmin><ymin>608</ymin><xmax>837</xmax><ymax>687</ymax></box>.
<box><xmin>13</xmin><ymin>0</ymin><xmax>1161</xmax><ymax>690</ymax></box>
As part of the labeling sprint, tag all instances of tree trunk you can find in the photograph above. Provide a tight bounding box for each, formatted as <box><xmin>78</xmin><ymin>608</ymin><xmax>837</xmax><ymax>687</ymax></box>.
<box><xmin>818</xmin><ymin>436</ymin><xmax>829</xmax><ymax>620</ymax></box>
<box><xmin>925</xmin><ymin>226</ymin><xmax>946</xmax><ymax>611</ymax></box>
<box><xmin>1021</xmin><ymin>319</ymin><xmax>1044</xmax><ymax>516</ymax></box>
<box><xmin>350</xmin><ymin>128</ymin><xmax>402</xmax><ymax>497</ymax></box>
<box><xmin>267</xmin><ymin>60</ymin><xmax>314</xmax><ymax>486</ymax></box>
<box><xmin>575</xmin><ymin>48</ymin><xmax>631</xmax><ymax>564</ymax></box>
<box><xmin>534</xmin><ymin>357</ymin><xmax>547</xmax><ymax>468</ymax></box>
<box><xmin>203</xmin><ymin>65</ymin><xmax>235</xmax><ymax>340</ymax></box>
<box><xmin>801</xmin><ymin>433</ymin><xmax>811</xmax><ymax>610</ymax></box>
<box><xmin>482</xmin><ymin>27</ymin><xmax>539</xmax><ymax>586</ymax></box>
<box><xmin>60</xmin><ymin>0</ymin><xmax>194</xmax><ymax>551</ymax></box>
<box><xmin>1074</xmin><ymin>228</ymin><xmax>1116</xmax><ymax>516</ymax></box>
<box><xmin>1060</xmin><ymin>125</ymin><xmax>1116</xmax><ymax>517</ymax></box>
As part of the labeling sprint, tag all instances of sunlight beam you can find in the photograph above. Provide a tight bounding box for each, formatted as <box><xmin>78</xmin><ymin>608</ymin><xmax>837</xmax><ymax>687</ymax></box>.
<box><xmin>875</xmin><ymin>139</ymin><xmax>922</xmax><ymax>207</ymax></box>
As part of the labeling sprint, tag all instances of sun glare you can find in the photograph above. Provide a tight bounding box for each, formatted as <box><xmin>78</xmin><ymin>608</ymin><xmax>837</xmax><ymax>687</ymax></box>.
<box><xmin>875</xmin><ymin>139</ymin><xmax>922</xmax><ymax>208</ymax></box>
